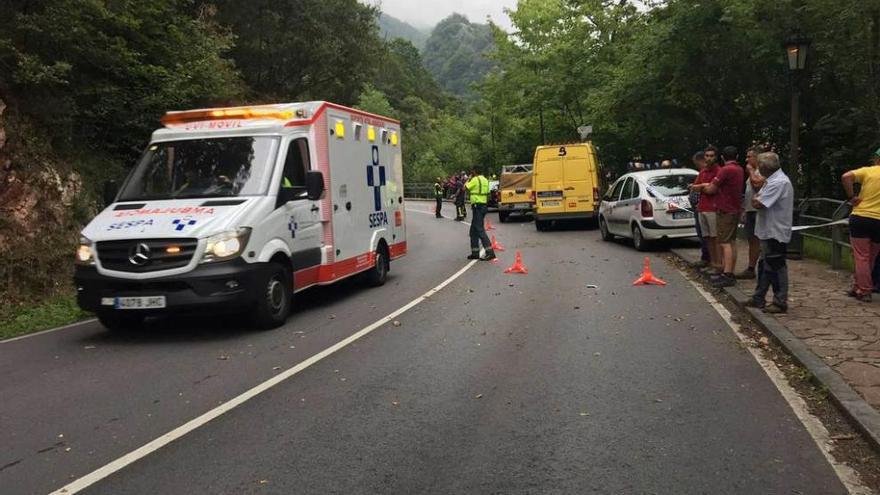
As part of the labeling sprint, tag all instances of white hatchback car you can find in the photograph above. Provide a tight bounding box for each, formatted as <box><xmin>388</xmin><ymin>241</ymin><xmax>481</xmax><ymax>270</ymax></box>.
<box><xmin>598</xmin><ymin>169</ymin><xmax>698</xmax><ymax>250</ymax></box>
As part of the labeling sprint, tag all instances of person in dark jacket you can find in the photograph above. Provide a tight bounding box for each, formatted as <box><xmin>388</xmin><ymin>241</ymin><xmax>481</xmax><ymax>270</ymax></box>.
<box><xmin>454</xmin><ymin>176</ymin><xmax>467</xmax><ymax>221</ymax></box>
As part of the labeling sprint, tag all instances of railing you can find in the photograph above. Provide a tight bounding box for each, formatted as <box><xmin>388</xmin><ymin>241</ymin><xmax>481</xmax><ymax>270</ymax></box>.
<box><xmin>794</xmin><ymin>197</ymin><xmax>851</xmax><ymax>270</ymax></box>
<box><xmin>404</xmin><ymin>183</ymin><xmax>436</xmax><ymax>200</ymax></box>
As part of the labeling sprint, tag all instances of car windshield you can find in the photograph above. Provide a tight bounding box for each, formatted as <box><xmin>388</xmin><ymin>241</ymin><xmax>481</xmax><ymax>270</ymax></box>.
<box><xmin>646</xmin><ymin>174</ymin><xmax>695</xmax><ymax>197</ymax></box>
<box><xmin>118</xmin><ymin>137</ymin><xmax>279</xmax><ymax>201</ymax></box>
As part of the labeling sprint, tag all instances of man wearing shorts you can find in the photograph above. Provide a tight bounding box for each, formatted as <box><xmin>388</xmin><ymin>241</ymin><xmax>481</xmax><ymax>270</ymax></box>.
<box><xmin>691</xmin><ymin>146</ymin><xmax>722</xmax><ymax>273</ymax></box>
<box><xmin>737</xmin><ymin>146</ymin><xmax>765</xmax><ymax>279</ymax></box>
<box><xmin>701</xmin><ymin>146</ymin><xmax>745</xmax><ymax>287</ymax></box>
<box><xmin>842</xmin><ymin>150</ymin><xmax>880</xmax><ymax>302</ymax></box>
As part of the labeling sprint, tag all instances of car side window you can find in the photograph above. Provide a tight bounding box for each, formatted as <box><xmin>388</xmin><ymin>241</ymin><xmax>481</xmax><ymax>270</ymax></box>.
<box><xmin>280</xmin><ymin>138</ymin><xmax>311</xmax><ymax>198</ymax></box>
<box><xmin>621</xmin><ymin>178</ymin><xmax>634</xmax><ymax>200</ymax></box>
<box><xmin>631</xmin><ymin>180</ymin><xmax>641</xmax><ymax>199</ymax></box>
<box><xmin>607</xmin><ymin>179</ymin><xmax>625</xmax><ymax>201</ymax></box>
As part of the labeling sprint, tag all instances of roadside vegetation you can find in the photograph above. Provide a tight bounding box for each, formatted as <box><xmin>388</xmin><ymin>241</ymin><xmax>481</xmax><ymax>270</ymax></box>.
<box><xmin>0</xmin><ymin>0</ymin><xmax>876</xmax><ymax>333</ymax></box>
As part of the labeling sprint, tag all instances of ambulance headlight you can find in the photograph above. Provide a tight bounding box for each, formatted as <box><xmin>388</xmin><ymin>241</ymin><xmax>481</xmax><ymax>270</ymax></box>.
<box><xmin>202</xmin><ymin>228</ymin><xmax>251</xmax><ymax>263</ymax></box>
<box><xmin>75</xmin><ymin>236</ymin><xmax>95</xmax><ymax>266</ymax></box>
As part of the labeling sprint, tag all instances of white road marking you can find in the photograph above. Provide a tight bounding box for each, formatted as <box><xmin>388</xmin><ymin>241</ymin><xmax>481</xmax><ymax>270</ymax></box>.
<box><xmin>0</xmin><ymin>318</ymin><xmax>98</xmax><ymax>344</ymax></box>
<box><xmin>48</xmin><ymin>260</ymin><xmax>479</xmax><ymax>495</ymax></box>
<box><xmin>686</xmin><ymin>276</ymin><xmax>874</xmax><ymax>495</ymax></box>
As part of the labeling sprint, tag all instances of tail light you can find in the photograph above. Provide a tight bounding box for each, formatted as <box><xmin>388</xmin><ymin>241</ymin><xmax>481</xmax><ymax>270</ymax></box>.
<box><xmin>593</xmin><ymin>187</ymin><xmax>600</xmax><ymax>203</ymax></box>
<box><xmin>530</xmin><ymin>191</ymin><xmax>536</xmax><ymax>202</ymax></box>
<box><xmin>640</xmin><ymin>199</ymin><xmax>654</xmax><ymax>217</ymax></box>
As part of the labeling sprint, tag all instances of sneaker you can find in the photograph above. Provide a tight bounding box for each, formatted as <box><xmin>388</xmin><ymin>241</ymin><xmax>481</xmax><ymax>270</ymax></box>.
<box><xmin>847</xmin><ymin>289</ymin><xmax>873</xmax><ymax>302</ymax></box>
<box><xmin>744</xmin><ymin>299</ymin><xmax>765</xmax><ymax>309</ymax></box>
<box><xmin>711</xmin><ymin>273</ymin><xmax>736</xmax><ymax>288</ymax></box>
<box><xmin>735</xmin><ymin>268</ymin><xmax>756</xmax><ymax>280</ymax></box>
<box><xmin>467</xmin><ymin>254</ymin><xmax>481</xmax><ymax>260</ymax></box>
<box><xmin>763</xmin><ymin>303</ymin><xmax>788</xmax><ymax>314</ymax></box>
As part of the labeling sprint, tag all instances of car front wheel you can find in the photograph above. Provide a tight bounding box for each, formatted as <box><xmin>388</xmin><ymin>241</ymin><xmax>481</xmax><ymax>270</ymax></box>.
<box><xmin>599</xmin><ymin>217</ymin><xmax>613</xmax><ymax>241</ymax></box>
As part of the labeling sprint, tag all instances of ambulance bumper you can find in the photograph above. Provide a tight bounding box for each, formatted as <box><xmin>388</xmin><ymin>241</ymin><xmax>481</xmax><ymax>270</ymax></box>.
<box><xmin>74</xmin><ymin>259</ymin><xmax>269</xmax><ymax>314</ymax></box>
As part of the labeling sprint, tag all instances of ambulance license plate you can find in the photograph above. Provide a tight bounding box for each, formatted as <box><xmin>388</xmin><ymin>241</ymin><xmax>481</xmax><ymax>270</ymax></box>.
<box><xmin>543</xmin><ymin>201</ymin><xmax>560</xmax><ymax>207</ymax></box>
<box><xmin>114</xmin><ymin>296</ymin><xmax>166</xmax><ymax>310</ymax></box>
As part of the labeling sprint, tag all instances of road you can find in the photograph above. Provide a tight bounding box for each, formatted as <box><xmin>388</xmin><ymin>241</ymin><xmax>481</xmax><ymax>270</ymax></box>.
<box><xmin>1</xmin><ymin>202</ymin><xmax>851</xmax><ymax>494</ymax></box>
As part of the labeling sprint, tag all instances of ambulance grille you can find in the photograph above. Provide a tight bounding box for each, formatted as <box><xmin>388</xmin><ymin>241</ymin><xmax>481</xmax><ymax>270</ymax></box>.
<box><xmin>96</xmin><ymin>238</ymin><xmax>198</xmax><ymax>273</ymax></box>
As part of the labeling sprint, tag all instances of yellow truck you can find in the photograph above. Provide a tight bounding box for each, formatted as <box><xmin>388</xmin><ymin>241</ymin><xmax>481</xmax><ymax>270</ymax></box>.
<box><xmin>532</xmin><ymin>143</ymin><xmax>601</xmax><ymax>231</ymax></box>
<box><xmin>497</xmin><ymin>164</ymin><xmax>534</xmax><ymax>223</ymax></box>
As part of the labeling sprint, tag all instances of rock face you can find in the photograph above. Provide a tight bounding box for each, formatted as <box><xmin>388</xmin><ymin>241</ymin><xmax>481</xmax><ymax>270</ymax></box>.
<box><xmin>0</xmin><ymin>97</ymin><xmax>84</xmax><ymax>300</ymax></box>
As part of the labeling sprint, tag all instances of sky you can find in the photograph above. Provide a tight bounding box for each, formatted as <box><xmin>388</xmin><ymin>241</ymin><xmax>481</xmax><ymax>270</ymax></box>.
<box><xmin>367</xmin><ymin>0</ymin><xmax>518</xmax><ymax>30</ymax></box>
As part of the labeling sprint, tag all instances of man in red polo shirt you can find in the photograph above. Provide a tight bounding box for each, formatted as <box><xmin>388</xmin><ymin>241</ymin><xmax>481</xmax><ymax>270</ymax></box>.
<box><xmin>691</xmin><ymin>146</ymin><xmax>722</xmax><ymax>273</ymax></box>
<box><xmin>701</xmin><ymin>146</ymin><xmax>745</xmax><ymax>287</ymax></box>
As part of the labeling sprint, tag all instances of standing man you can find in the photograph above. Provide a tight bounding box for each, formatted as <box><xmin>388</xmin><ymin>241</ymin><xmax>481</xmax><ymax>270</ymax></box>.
<box><xmin>689</xmin><ymin>151</ymin><xmax>711</xmax><ymax>266</ymax></box>
<box><xmin>701</xmin><ymin>146</ymin><xmax>745</xmax><ymax>287</ymax></box>
<box><xmin>465</xmin><ymin>167</ymin><xmax>496</xmax><ymax>261</ymax></box>
<box><xmin>692</xmin><ymin>146</ymin><xmax>723</xmax><ymax>274</ymax></box>
<box><xmin>433</xmin><ymin>177</ymin><xmax>444</xmax><ymax>218</ymax></box>
<box><xmin>746</xmin><ymin>152</ymin><xmax>794</xmax><ymax>313</ymax></box>
<box><xmin>842</xmin><ymin>149</ymin><xmax>880</xmax><ymax>302</ymax></box>
<box><xmin>737</xmin><ymin>146</ymin><xmax>765</xmax><ymax>280</ymax></box>
<box><xmin>454</xmin><ymin>176</ymin><xmax>467</xmax><ymax>221</ymax></box>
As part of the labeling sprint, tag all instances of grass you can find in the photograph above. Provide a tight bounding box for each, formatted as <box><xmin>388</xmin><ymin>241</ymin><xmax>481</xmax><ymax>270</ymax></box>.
<box><xmin>0</xmin><ymin>293</ymin><xmax>92</xmax><ymax>341</ymax></box>
<box><xmin>802</xmin><ymin>235</ymin><xmax>855</xmax><ymax>272</ymax></box>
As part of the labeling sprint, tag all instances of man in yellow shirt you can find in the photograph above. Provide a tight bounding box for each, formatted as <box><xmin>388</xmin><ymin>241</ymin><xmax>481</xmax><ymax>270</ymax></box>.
<box><xmin>465</xmin><ymin>167</ymin><xmax>496</xmax><ymax>261</ymax></box>
<box><xmin>842</xmin><ymin>149</ymin><xmax>880</xmax><ymax>301</ymax></box>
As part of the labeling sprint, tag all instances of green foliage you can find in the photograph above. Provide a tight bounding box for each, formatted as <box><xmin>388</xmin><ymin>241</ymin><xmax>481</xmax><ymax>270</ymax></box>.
<box><xmin>423</xmin><ymin>14</ymin><xmax>496</xmax><ymax>98</ymax></box>
<box><xmin>356</xmin><ymin>85</ymin><xmax>396</xmax><ymax>118</ymax></box>
<box><xmin>215</xmin><ymin>0</ymin><xmax>382</xmax><ymax>105</ymax></box>
<box><xmin>0</xmin><ymin>294</ymin><xmax>89</xmax><ymax>341</ymax></box>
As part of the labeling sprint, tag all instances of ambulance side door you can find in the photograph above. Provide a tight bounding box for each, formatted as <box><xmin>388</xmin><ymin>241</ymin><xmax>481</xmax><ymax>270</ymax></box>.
<box><xmin>276</xmin><ymin>137</ymin><xmax>322</xmax><ymax>272</ymax></box>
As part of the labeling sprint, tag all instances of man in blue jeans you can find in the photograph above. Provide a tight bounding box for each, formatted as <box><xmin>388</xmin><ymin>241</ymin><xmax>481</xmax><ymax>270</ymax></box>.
<box><xmin>689</xmin><ymin>151</ymin><xmax>711</xmax><ymax>265</ymax></box>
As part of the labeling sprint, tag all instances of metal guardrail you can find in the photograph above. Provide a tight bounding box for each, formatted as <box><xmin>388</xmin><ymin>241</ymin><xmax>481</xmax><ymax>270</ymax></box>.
<box><xmin>794</xmin><ymin>197</ymin><xmax>851</xmax><ymax>270</ymax></box>
<box><xmin>404</xmin><ymin>183</ymin><xmax>436</xmax><ymax>200</ymax></box>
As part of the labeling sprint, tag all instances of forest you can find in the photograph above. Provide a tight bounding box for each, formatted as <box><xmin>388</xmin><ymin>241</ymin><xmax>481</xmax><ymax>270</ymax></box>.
<box><xmin>0</xmin><ymin>0</ymin><xmax>878</xmax><ymax>318</ymax></box>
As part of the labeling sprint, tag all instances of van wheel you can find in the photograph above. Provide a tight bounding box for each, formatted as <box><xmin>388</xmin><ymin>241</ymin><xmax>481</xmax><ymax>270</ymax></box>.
<box><xmin>632</xmin><ymin>224</ymin><xmax>650</xmax><ymax>252</ymax></box>
<box><xmin>535</xmin><ymin>220</ymin><xmax>550</xmax><ymax>232</ymax></box>
<box><xmin>498</xmin><ymin>211</ymin><xmax>509</xmax><ymax>223</ymax></box>
<box><xmin>366</xmin><ymin>244</ymin><xmax>389</xmax><ymax>287</ymax></box>
<box><xmin>599</xmin><ymin>217</ymin><xmax>614</xmax><ymax>241</ymax></box>
<box><xmin>253</xmin><ymin>263</ymin><xmax>292</xmax><ymax>330</ymax></box>
<box><xmin>97</xmin><ymin>311</ymin><xmax>144</xmax><ymax>333</ymax></box>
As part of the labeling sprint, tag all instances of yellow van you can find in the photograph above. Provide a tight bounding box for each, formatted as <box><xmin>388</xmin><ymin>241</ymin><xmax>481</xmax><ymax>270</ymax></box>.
<box><xmin>498</xmin><ymin>164</ymin><xmax>533</xmax><ymax>223</ymax></box>
<box><xmin>532</xmin><ymin>143</ymin><xmax>601</xmax><ymax>231</ymax></box>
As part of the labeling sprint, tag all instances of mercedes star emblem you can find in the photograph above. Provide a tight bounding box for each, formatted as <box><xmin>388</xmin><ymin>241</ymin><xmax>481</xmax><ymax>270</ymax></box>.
<box><xmin>128</xmin><ymin>242</ymin><xmax>152</xmax><ymax>266</ymax></box>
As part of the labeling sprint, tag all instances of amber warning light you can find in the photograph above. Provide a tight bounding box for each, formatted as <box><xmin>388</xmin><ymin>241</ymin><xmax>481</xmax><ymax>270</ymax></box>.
<box><xmin>161</xmin><ymin>106</ymin><xmax>308</xmax><ymax>126</ymax></box>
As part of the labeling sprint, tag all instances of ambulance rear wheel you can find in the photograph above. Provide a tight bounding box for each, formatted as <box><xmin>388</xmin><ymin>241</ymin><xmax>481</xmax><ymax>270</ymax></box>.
<box><xmin>253</xmin><ymin>263</ymin><xmax>291</xmax><ymax>330</ymax></box>
<box><xmin>366</xmin><ymin>244</ymin><xmax>389</xmax><ymax>287</ymax></box>
<box><xmin>97</xmin><ymin>311</ymin><xmax>144</xmax><ymax>333</ymax></box>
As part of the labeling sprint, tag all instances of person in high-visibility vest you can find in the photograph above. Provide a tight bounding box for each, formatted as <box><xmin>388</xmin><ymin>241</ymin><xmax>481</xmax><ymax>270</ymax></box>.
<box><xmin>434</xmin><ymin>177</ymin><xmax>444</xmax><ymax>218</ymax></box>
<box><xmin>465</xmin><ymin>167</ymin><xmax>496</xmax><ymax>260</ymax></box>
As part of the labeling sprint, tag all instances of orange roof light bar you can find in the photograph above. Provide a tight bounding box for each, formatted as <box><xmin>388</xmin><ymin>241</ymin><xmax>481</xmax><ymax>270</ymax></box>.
<box><xmin>161</xmin><ymin>106</ymin><xmax>302</xmax><ymax>125</ymax></box>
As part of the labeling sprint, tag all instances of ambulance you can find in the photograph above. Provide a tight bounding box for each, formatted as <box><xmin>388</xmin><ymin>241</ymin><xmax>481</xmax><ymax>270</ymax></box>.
<box><xmin>74</xmin><ymin>102</ymin><xmax>406</xmax><ymax>331</ymax></box>
<box><xmin>532</xmin><ymin>143</ymin><xmax>602</xmax><ymax>231</ymax></box>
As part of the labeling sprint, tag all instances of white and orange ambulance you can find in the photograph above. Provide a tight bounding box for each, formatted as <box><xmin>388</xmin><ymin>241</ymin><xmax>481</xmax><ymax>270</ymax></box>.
<box><xmin>74</xmin><ymin>102</ymin><xmax>406</xmax><ymax>331</ymax></box>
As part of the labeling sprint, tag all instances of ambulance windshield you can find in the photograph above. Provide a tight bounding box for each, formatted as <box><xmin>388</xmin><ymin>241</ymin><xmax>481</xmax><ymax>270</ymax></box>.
<box><xmin>118</xmin><ymin>137</ymin><xmax>278</xmax><ymax>201</ymax></box>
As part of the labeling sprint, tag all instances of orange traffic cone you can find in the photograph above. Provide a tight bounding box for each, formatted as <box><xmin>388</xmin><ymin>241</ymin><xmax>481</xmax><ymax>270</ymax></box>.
<box><xmin>486</xmin><ymin>220</ymin><xmax>496</xmax><ymax>231</ymax></box>
<box><xmin>504</xmin><ymin>251</ymin><xmax>528</xmax><ymax>274</ymax></box>
<box><xmin>633</xmin><ymin>257</ymin><xmax>666</xmax><ymax>286</ymax></box>
<box><xmin>491</xmin><ymin>235</ymin><xmax>506</xmax><ymax>252</ymax></box>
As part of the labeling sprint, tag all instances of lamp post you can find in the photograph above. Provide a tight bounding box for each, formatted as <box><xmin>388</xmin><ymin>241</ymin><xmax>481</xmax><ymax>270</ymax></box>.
<box><xmin>784</xmin><ymin>36</ymin><xmax>811</xmax><ymax>173</ymax></box>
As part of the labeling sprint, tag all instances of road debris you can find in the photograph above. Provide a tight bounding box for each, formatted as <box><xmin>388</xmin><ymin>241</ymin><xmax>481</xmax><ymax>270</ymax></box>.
<box><xmin>586</xmin><ymin>284</ymin><xmax>599</xmax><ymax>289</ymax></box>
<box><xmin>392</xmin><ymin>320</ymin><xmax>402</xmax><ymax>327</ymax></box>
<box><xmin>474</xmin><ymin>394</ymin><xmax>483</xmax><ymax>399</ymax></box>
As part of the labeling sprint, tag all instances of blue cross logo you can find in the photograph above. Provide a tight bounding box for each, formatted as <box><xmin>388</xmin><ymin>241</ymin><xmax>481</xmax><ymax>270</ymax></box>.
<box><xmin>172</xmin><ymin>218</ymin><xmax>197</xmax><ymax>232</ymax></box>
<box><xmin>366</xmin><ymin>145</ymin><xmax>385</xmax><ymax>212</ymax></box>
<box><xmin>288</xmin><ymin>217</ymin><xmax>298</xmax><ymax>239</ymax></box>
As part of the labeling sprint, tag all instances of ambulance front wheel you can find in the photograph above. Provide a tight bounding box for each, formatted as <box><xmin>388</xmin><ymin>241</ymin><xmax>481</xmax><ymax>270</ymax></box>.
<box><xmin>253</xmin><ymin>263</ymin><xmax>292</xmax><ymax>330</ymax></box>
<box><xmin>366</xmin><ymin>243</ymin><xmax>389</xmax><ymax>287</ymax></box>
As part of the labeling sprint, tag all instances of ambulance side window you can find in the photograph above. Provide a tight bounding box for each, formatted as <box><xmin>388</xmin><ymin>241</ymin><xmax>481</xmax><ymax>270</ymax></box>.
<box><xmin>280</xmin><ymin>138</ymin><xmax>311</xmax><ymax>199</ymax></box>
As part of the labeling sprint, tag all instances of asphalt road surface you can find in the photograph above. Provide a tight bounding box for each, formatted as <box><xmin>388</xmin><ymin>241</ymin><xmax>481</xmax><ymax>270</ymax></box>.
<box><xmin>1</xmin><ymin>202</ymin><xmax>850</xmax><ymax>494</ymax></box>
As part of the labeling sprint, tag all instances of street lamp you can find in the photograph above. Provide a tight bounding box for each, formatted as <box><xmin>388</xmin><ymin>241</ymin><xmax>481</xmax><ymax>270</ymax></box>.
<box><xmin>784</xmin><ymin>36</ymin><xmax>811</xmax><ymax>174</ymax></box>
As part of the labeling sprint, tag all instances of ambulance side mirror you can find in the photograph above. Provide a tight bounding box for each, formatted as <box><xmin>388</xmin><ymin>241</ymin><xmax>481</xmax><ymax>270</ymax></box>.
<box><xmin>305</xmin><ymin>171</ymin><xmax>325</xmax><ymax>201</ymax></box>
<box><xmin>102</xmin><ymin>180</ymin><xmax>118</xmax><ymax>206</ymax></box>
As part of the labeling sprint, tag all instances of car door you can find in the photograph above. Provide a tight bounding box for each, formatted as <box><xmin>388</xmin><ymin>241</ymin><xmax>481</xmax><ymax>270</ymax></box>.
<box><xmin>601</xmin><ymin>178</ymin><xmax>623</xmax><ymax>234</ymax></box>
<box><xmin>614</xmin><ymin>178</ymin><xmax>642</xmax><ymax>236</ymax></box>
<box><xmin>605</xmin><ymin>179</ymin><xmax>628</xmax><ymax>235</ymax></box>
<box><xmin>273</xmin><ymin>137</ymin><xmax>322</xmax><ymax>273</ymax></box>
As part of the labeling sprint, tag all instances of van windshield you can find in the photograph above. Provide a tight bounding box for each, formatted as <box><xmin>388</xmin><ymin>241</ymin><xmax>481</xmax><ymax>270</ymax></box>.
<box><xmin>118</xmin><ymin>137</ymin><xmax>279</xmax><ymax>201</ymax></box>
<box><xmin>646</xmin><ymin>173</ymin><xmax>695</xmax><ymax>197</ymax></box>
